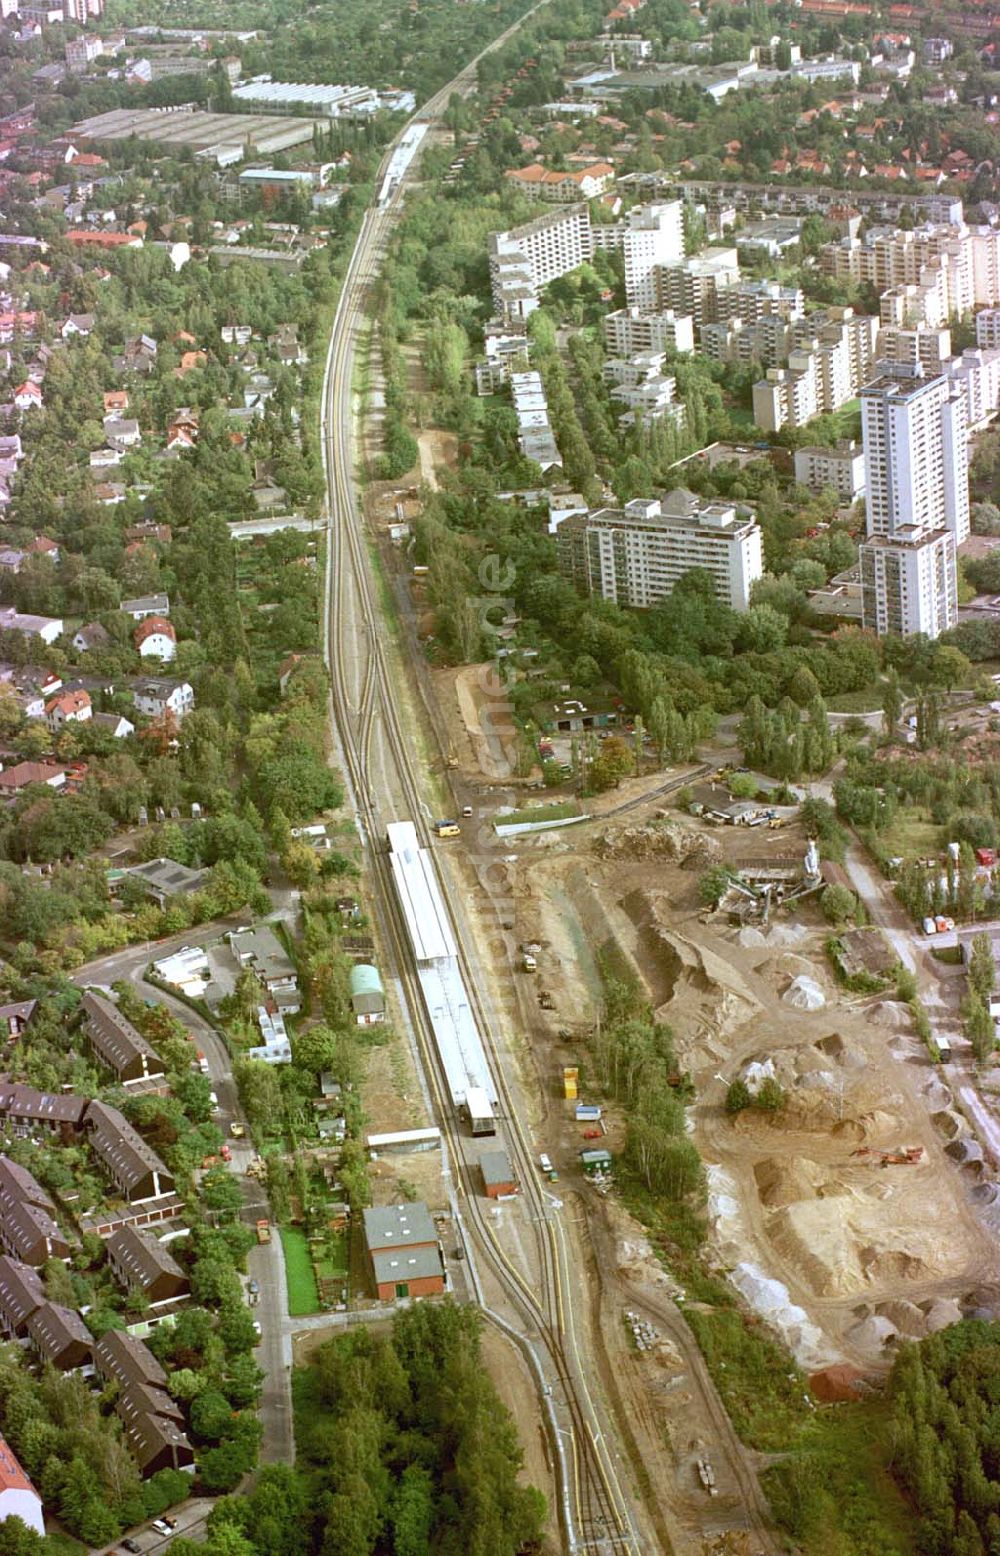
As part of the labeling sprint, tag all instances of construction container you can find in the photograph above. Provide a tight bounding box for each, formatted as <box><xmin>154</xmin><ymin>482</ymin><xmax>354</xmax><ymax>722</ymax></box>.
<box><xmin>575</xmin><ymin>1104</ymin><xmax>601</xmax><ymax>1122</ymax></box>
<box><xmin>563</xmin><ymin>1066</ymin><xmax>579</xmax><ymax>1100</ymax></box>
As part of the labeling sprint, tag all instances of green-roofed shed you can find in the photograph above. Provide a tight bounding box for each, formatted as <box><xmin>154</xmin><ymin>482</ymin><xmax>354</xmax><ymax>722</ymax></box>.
<box><xmin>350</xmin><ymin>963</ymin><xmax>386</xmax><ymax>1025</ymax></box>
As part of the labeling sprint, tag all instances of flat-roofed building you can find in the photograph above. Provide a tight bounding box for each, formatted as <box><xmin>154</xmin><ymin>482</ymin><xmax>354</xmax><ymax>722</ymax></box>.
<box><xmin>558</xmin><ymin>489</ymin><xmax>763</xmax><ymax>612</ymax></box>
<box><xmin>794</xmin><ymin>441</ymin><xmax>866</xmax><ymax>500</ymax></box>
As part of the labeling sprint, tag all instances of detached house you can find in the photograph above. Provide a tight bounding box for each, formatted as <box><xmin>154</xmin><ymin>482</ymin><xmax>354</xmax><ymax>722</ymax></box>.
<box><xmin>13</xmin><ymin>382</ymin><xmax>42</xmax><ymax>411</ymax></box>
<box><xmin>131</xmin><ymin>678</ymin><xmax>194</xmax><ymax>721</ymax></box>
<box><xmin>134</xmin><ymin>616</ymin><xmax>176</xmax><ymax>662</ymax></box>
<box><xmin>0</xmin><ymin>1436</ymin><xmax>44</xmax><ymax>1536</ymax></box>
<box><xmin>60</xmin><ymin>313</ymin><xmax>95</xmax><ymax>339</ymax></box>
<box><xmin>45</xmin><ymin>688</ymin><xmax>91</xmax><ymax>731</ymax></box>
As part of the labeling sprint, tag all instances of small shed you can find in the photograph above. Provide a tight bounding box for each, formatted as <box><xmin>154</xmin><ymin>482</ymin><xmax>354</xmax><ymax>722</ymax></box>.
<box><xmin>480</xmin><ymin>1148</ymin><xmax>518</xmax><ymax>1199</ymax></box>
<box><xmin>349</xmin><ymin>964</ymin><xmax>386</xmax><ymax>1026</ymax></box>
<box><xmin>580</xmin><ymin>1147</ymin><xmax>612</xmax><ymax>1175</ymax></box>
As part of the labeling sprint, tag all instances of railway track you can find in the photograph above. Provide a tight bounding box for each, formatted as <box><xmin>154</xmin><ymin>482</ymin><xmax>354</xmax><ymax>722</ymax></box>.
<box><xmin>319</xmin><ymin>50</ymin><xmax>645</xmax><ymax>1556</ymax></box>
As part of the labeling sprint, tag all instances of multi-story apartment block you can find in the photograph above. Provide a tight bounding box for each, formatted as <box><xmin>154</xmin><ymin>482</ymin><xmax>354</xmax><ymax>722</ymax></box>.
<box><xmin>603</xmin><ymin>353</ymin><xmax>683</xmax><ymax>428</ymax></box>
<box><xmin>504</xmin><ymin>161</ymin><xmax>615</xmax><ymax>203</ymax></box>
<box><xmin>489</xmin><ymin>205</ymin><xmax>592</xmax><ymax>322</ymax></box>
<box><xmin>620</xmin><ymin>201</ymin><xmax>684</xmax><ymax>311</ymax></box>
<box><xmin>753</xmin><ymin>309</ymin><xmax>877</xmax><ymax>432</ymax></box>
<box><xmin>946</xmin><ymin>347</ymin><xmax>1000</xmax><ymax>431</ymax></box>
<box><xmin>603</xmin><ymin>307</ymin><xmax>694</xmax><ymax>357</ymax></box>
<box><xmin>735</xmin><ymin>279</ymin><xmax>804</xmax><ymax>323</ymax></box>
<box><xmin>858</xmin><ymin>370</ymin><xmax>969</xmax><ymax>639</ymax></box>
<box><xmin>656</xmin><ymin>248</ymin><xmax>740</xmax><ymax>329</ymax></box>
<box><xmin>557</xmin><ymin>489</ymin><xmax>762</xmax><ymax>612</ymax></box>
<box><xmin>794</xmin><ymin>441</ymin><xmax>866</xmax><ymax>500</ymax></box>
<box><xmin>976</xmin><ymin>309</ymin><xmax>1000</xmax><ymax>350</ymax></box>
<box><xmin>822</xmin><ymin>224</ymin><xmax>1000</xmax><ymax>321</ymax></box>
<box><xmin>877</xmin><ymin>323</ymin><xmax>952</xmax><ymax>374</ymax></box>
<box><xmin>702</xmin><ymin>312</ymin><xmax>793</xmax><ymax>368</ymax></box>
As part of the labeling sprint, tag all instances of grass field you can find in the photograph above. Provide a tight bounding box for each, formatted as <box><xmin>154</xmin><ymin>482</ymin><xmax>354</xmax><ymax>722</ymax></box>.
<box><xmin>497</xmin><ymin>800</ymin><xmax>582</xmax><ymax>828</ymax></box>
<box><xmin>879</xmin><ymin>805</ymin><xmax>941</xmax><ymax>863</ymax></box>
<box><xmin>280</xmin><ymin>1226</ymin><xmax>322</xmax><ymax>1317</ymax></box>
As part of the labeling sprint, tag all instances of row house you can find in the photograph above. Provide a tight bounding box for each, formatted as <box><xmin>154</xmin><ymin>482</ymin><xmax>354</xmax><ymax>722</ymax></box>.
<box><xmin>26</xmin><ymin>1301</ymin><xmax>92</xmax><ymax>1374</ymax></box>
<box><xmin>0</xmin><ymin>1155</ymin><xmax>74</xmax><ymax>1265</ymax></box>
<box><xmin>95</xmin><ymin>1330</ymin><xmax>194</xmax><ymax>1476</ymax></box>
<box><xmin>105</xmin><ymin>1223</ymin><xmax>189</xmax><ymax>1310</ymax></box>
<box><xmin>85</xmin><ymin>1100</ymin><xmax>175</xmax><ymax>1204</ymax></box>
<box><xmin>80</xmin><ymin>991</ymin><xmax>165</xmax><ymax>1086</ymax></box>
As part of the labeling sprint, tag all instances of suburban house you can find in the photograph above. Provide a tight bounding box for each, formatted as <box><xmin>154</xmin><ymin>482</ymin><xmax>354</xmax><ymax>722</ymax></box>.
<box><xmin>72</xmin><ymin>621</ymin><xmax>110</xmax><ymax>653</ymax></box>
<box><xmin>26</xmin><ymin>1301</ymin><xmax>93</xmax><ymax>1373</ymax></box>
<box><xmin>362</xmin><ymin>1202</ymin><xmax>444</xmax><ymax>1302</ymax></box>
<box><xmin>134</xmin><ymin>616</ymin><xmax>177</xmax><ymax>662</ymax></box>
<box><xmin>117</xmin><ymin>857</ymin><xmax>207</xmax><ymax>907</ymax></box>
<box><xmin>0</xmin><ymin>607</ymin><xmax>63</xmax><ymax>644</ymax></box>
<box><xmin>45</xmin><ymin>688</ymin><xmax>92</xmax><ymax>731</ymax></box>
<box><xmin>13</xmin><ymin>382</ymin><xmax>42</xmax><ymax>411</ymax></box>
<box><xmin>0</xmin><ymin>1001</ymin><xmax>37</xmax><ymax>1040</ymax></box>
<box><xmin>0</xmin><ymin>762</ymin><xmax>67</xmax><ymax>796</ymax></box>
<box><xmin>92</xmin><ymin>711</ymin><xmax>135</xmax><ymax>738</ymax></box>
<box><xmin>0</xmin><ymin>1435</ymin><xmax>44</xmax><ymax>1535</ymax></box>
<box><xmin>60</xmin><ymin>313</ymin><xmax>95</xmax><ymax>338</ymax></box>
<box><xmin>121</xmin><ymin>593</ymin><xmax>169</xmax><ymax>621</ymax></box>
<box><xmin>105</xmin><ymin>1224</ymin><xmax>189</xmax><ymax>1308</ymax></box>
<box><xmin>131</xmin><ymin>678</ymin><xmax>194</xmax><ymax>721</ymax></box>
<box><xmin>85</xmin><ymin>1100</ymin><xmax>176</xmax><ymax>1204</ymax></box>
<box><xmin>0</xmin><ymin>1155</ymin><xmax>73</xmax><ymax>1265</ymax></box>
<box><xmin>80</xmin><ymin>991</ymin><xmax>165</xmax><ymax>1085</ymax></box>
<box><xmin>0</xmin><ymin>1256</ymin><xmax>45</xmax><ymax>1339</ymax></box>
<box><xmin>230</xmin><ymin>926</ymin><xmax>299</xmax><ymax>1010</ymax></box>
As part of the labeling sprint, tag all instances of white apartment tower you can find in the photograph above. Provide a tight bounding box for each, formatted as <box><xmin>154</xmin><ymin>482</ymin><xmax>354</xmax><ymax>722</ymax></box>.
<box><xmin>858</xmin><ymin>370</ymin><xmax>969</xmax><ymax>639</ymax></box>
<box><xmin>557</xmin><ymin>490</ymin><xmax>763</xmax><ymax>613</ymax></box>
<box><xmin>621</xmin><ymin>202</ymin><xmax>684</xmax><ymax>311</ymax></box>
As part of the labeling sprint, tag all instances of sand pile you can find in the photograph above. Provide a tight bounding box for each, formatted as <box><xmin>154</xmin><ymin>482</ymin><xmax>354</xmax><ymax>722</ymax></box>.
<box><xmin>869</xmin><ymin>1001</ymin><xmax>912</xmax><ymax>1031</ymax></box>
<box><xmin>729</xmin><ymin>1261</ymin><xmax>833</xmax><ymax>1368</ymax></box>
<box><xmin>816</xmin><ymin>1033</ymin><xmax>868</xmax><ymax>1070</ymax></box>
<box><xmin>783</xmin><ymin>975</ymin><xmax>825</xmax><ymax>1011</ymax></box>
<box><xmin>754</xmin><ymin>1156</ymin><xmax>839</xmax><ymax>1209</ymax></box>
<box><xmin>594</xmin><ymin>820</ymin><xmax>718</xmax><ymax>866</ymax></box>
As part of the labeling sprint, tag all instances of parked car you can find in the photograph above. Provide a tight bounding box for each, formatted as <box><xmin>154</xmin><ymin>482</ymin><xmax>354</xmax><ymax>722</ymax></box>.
<box><xmin>122</xmin><ymin>1540</ymin><xmax>141</xmax><ymax>1552</ymax></box>
<box><xmin>152</xmin><ymin>1521</ymin><xmax>172</xmax><ymax>1537</ymax></box>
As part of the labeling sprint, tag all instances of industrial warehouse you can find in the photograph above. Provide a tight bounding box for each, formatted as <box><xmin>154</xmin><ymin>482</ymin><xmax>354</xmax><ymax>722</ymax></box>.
<box><xmin>69</xmin><ymin>106</ymin><xmax>324</xmax><ymax>161</ymax></box>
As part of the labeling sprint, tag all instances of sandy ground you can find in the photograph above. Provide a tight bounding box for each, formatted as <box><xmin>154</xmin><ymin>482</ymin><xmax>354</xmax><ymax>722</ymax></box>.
<box><xmin>500</xmin><ymin>807</ymin><xmax>1000</xmax><ymax>1378</ymax></box>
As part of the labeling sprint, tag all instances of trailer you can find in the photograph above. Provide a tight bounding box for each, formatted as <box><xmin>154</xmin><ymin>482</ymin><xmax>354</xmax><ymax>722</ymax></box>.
<box><xmin>575</xmin><ymin>1104</ymin><xmax>602</xmax><ymax>1122</ymax></box>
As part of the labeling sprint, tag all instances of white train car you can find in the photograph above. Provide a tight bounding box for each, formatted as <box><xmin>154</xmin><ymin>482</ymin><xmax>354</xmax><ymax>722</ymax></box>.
<box><xmin>387</xmin><ymin>821</ymin><xmax>498</xmax><ymax>1126</ymax></box>
<box><xmin>377</xmin><ymin>122</ymin><xmax>429</xmax><ymax>205</ymax></box>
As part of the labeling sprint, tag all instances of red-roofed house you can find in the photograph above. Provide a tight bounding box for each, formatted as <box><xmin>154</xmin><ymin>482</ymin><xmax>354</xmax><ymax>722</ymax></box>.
<box><xmin>45</xmin><ymin>689</ymin><xmax>92</xmax><ymax>731</ymax></box>
<box><xmin>0</xmin><ymin>1434</ymin><xmax>44</xmax><ymax>1535</ymax></box>
<box><xmin>103</xmin><ymin>390</ymin><xmax>129</xmax><ymax>416</ymax></box>
<box><xmin>134</xmin><ymin>617</ymin><xmax>176</xmax><ymax>662</ymax></box>
<box><xmin>65</xmin><ymin>231</ymin><xmax>143</xmax><ymax>250</ymax></box>
<box><xmin>13</xmin><ymin>383</ymin><xmax>42</xmax><ymax>411</ymax></box>
<box><xmin>174</xmin><ymin>350</ymin><xmax>207</xmax><ymax>378</ymax></box>
<box><xmin>28</xmin><ymin>536</ymin><xmax>59</xmax><ymax>561</ymax></box>
<box><xmin>504</xmin><ymin>161</ymin><xmax>615</xmax><ymax>201</ymax></box>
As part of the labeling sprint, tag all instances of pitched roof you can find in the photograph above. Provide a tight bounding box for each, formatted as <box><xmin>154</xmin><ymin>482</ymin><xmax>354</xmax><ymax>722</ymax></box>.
<box><xmin>27</xmin><ymin>1301</ymin><xmax>92</xmax><ymax>1362</ymax></box>
<box><xmin>81</xmin><ymin>991</ymin><xmax>164</xmax><ymax>1079</ymax></box>
<box><xmin>0</xmin><ymin>1434</ymin><xmax>40</xmax><ymax>1497</ymax></box>
<box><xmin>106</xmin><ymin>1224</ymin><xmax>185</xmax><ymax>1292</ymax></box>
<box><xmin>0</xmin><ymin>1256</ymin><xmax>44</xmax><ymax>1329</ymax></box>
<box><xmin>134</xmin><ymin>616</ymin><xmax>176</xmax><ymax>647</ymax></box>
<box><xmin>84</xmin><ymin>1099</ymin><xmax>173</xmax><ymax>1194</ymax></box>
<box><xmin>95</xmin><ymin>1328</ymin><xmax>167</xmax><ymax>1389</ymax></box>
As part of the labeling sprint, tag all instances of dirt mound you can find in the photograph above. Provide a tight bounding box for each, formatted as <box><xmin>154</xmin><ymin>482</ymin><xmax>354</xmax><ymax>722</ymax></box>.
<box><xmin>946</xmin><ymin>1138</ymin><xmax>984</xmax><ymax>1167</ymax></box>
<box><xmin>815</xmin><ymin>1033</ymin><xmax>868</xmax><ymax>1070</ymax></box>
<box><xmin>846</xmin><ymin>1313</ymin><xmax>898</xmax><ymax>1354</ymax></box>
<box><xmin>931</xmin><ymin>1109</ymin><xmax>963</xmax><ymax>1139</ymax></box>
<box><xmin>594</xmin><ymin>819</ymin><xmax>718</xmax><ymax>866</ymax></box>
<box><xmin>875</xmin><ymin>1299</ymin><xmax>927</xmax><ymax>1337</ymax></box>
<box><xmin>922</xmin><ymin>1297</ymin><xmax>963</xmax><ymax>1332</ymax></box>
<box><xmin>859</xmin><ymin>1247</ymin><xmax>931</xmax><ymax>1284</ymax></box>
<box><xmin>869</xmin><ymin>1001</ymin><xmax>912</xmax><ymax>1031</ymax></box>
<box><xmin>754</xmin><ymin>1156</ymin><xmax>832</xmax><ymax>1209</ymax></box>
<box><xmin>783</xmin><ymin>974</ymin><xmax>825</xmax><ymax>1011</ymax></box>
<box><xmin>737</xmin><ymin>926</ymin><xmax>768</xmax><ymax>949</ymax></box>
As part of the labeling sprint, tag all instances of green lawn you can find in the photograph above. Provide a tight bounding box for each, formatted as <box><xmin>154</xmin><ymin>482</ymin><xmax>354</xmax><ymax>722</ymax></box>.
<box><xmin>280</xmin><ymin>1226</ymin><xmax>322</xmax><ymax>1316</ymax></box>
<box><xmin>879</xmin><ymin>806</ymin><xmax>941</xmax><ymax>862</ymax></box>
<box><xmin>496</xmin><ymin>800</ymin><xmax>582</xmax><ymax>828</ymax></box>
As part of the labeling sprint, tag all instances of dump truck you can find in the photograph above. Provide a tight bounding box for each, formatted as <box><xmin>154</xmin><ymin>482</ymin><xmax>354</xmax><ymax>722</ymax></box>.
<box><xmin>229</xmin><ymin>1122</ymin><xmax>246</xmax><ymax>1139</ymax></box>
<box><xmin>256</xmin><ymin>1219</ymin><xmax>271</xmax><ymax>1244</ymax></box>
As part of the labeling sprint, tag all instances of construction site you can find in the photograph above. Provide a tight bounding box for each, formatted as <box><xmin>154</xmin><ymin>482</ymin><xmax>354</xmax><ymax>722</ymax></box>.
<box><xmin>462</xmin><ymin>795</ymin><xmax>1000</xmax><ymax>1380</ymax></box>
